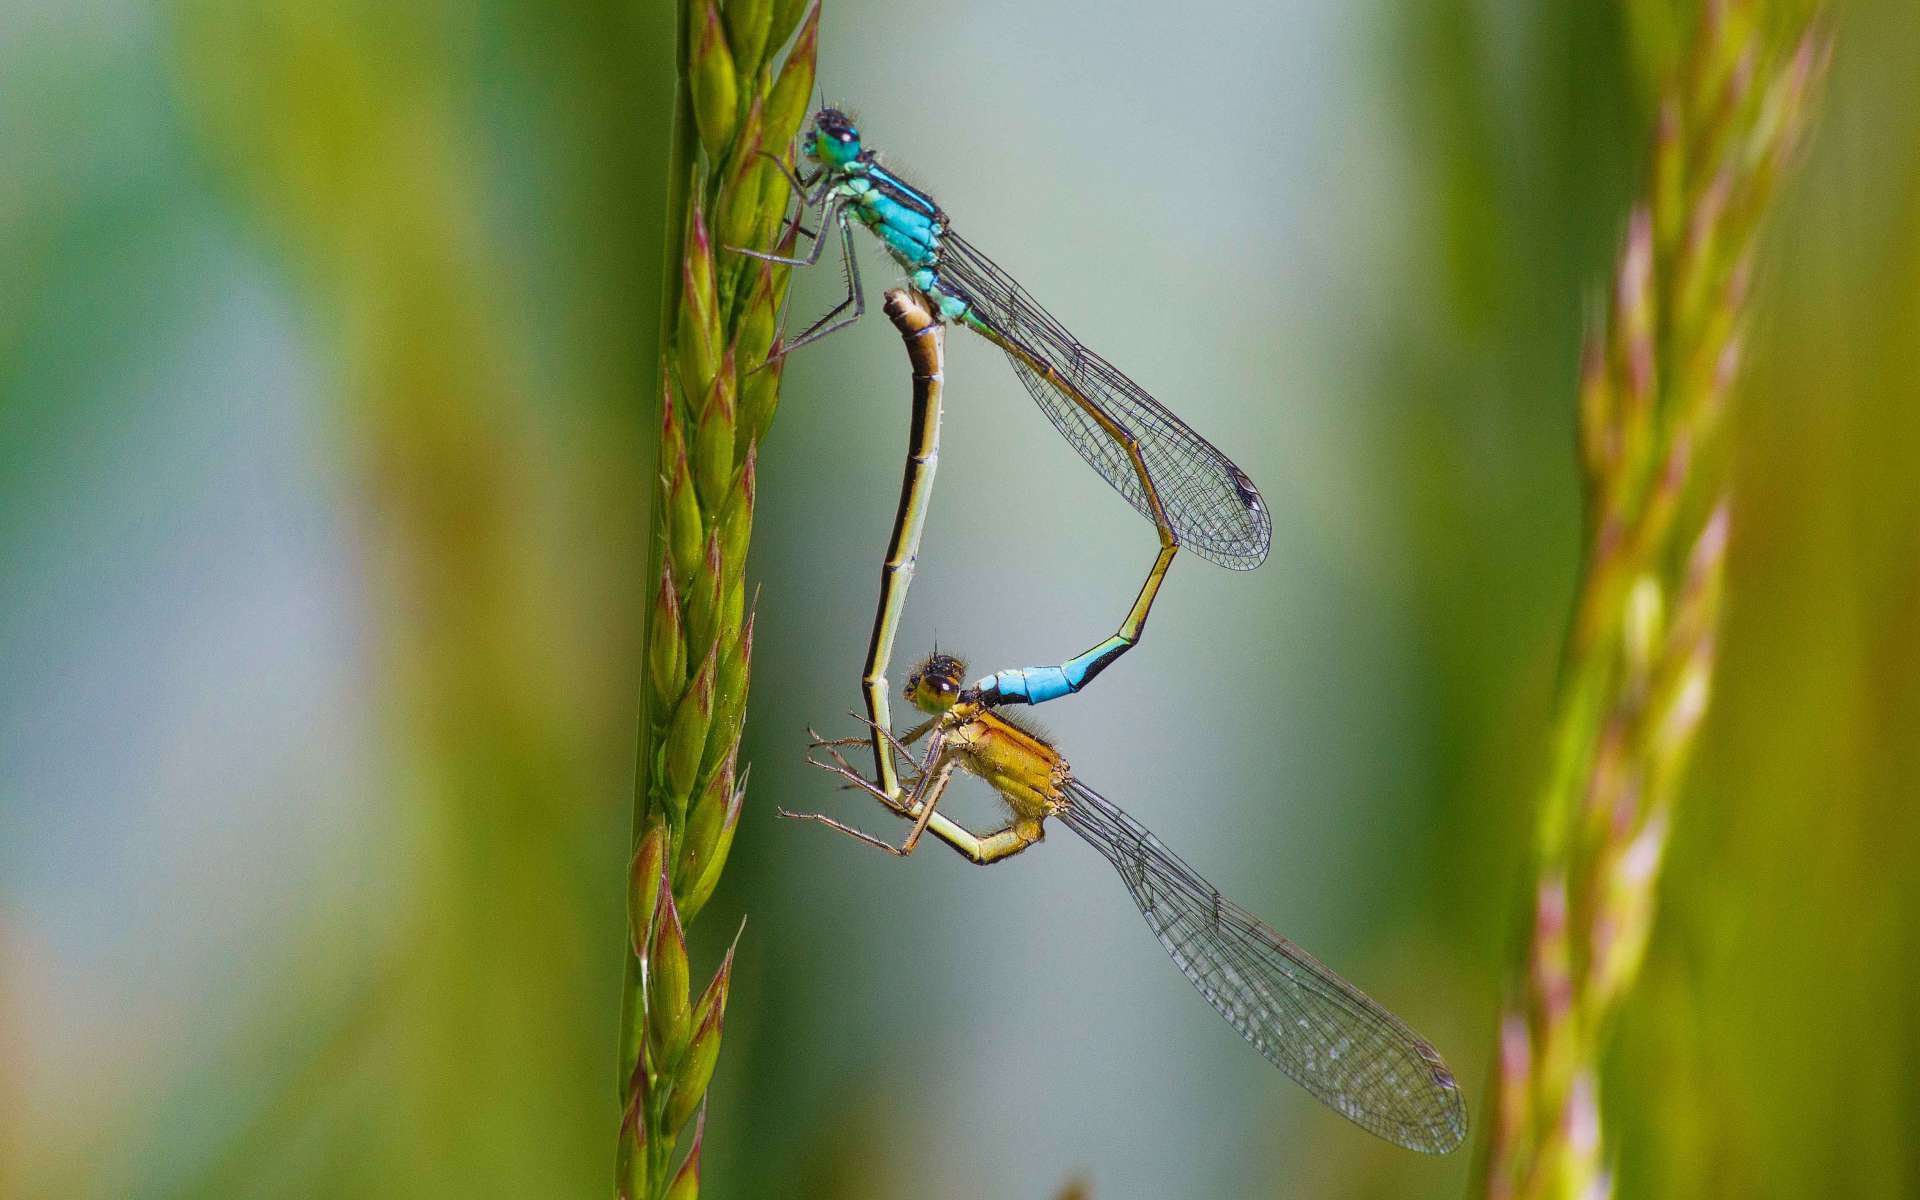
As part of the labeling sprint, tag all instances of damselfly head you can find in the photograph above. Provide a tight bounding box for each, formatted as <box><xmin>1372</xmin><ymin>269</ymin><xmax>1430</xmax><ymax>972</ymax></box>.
<box><xmin>904</xmin><ymin>651</ymin><xmax>967</xmax><ymax>714</ymax></box>
<box><xmin>809</xmin><ymin>108</ymin><xmax>862</xmax><ymax>168</ymax></box>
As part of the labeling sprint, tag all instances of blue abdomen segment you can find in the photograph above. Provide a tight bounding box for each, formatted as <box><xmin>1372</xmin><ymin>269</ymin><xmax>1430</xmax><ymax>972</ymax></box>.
<box><xmin>970</xmin><ymin>666</ymin><xmax>1075</xmax><ymax>706</ymax></box>
<box><xmin>908</xmin><ymin>268</ymin><xmax>973</xmax><ymax>322</ymax></box>
<box><xmin>969</xmin><ymin>636</ymin><xmax>1131</xmax><ymax>707</ymax></box>
<box><xmin>875</xmin><ymin>220</ymin><xmax>937</xmax><ymax>267</ymax></box>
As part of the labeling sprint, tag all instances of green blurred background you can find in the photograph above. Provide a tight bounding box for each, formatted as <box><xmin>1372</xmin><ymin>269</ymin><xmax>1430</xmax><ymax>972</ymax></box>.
<box><xmin>2</xmin><ymin>1</ymin><xmax>1915</xmax><ymax>1196</ymax></box>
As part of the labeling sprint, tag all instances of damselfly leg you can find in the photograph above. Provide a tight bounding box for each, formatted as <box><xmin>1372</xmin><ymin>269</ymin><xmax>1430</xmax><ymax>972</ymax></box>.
<box><xmin>733</xmin><ymin>196</ymin><xmax>836</xmax><ymax>269</ymax></box>
<box><xmin>794</xmin><ymin>715</ymin><xmax>1042</xmax><ymax>864</ymax></box>
<box><xmin>777</xmin><ymin>215</ymin><xmax>865</xmax><ymax>355</ymax></box>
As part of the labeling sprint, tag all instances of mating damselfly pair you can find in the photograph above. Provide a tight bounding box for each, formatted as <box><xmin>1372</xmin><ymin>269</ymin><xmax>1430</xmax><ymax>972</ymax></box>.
<box><xmin>742</xmin><ymin>108</ymin><xmax>1466</xmax><ymax>1155</ymax></box>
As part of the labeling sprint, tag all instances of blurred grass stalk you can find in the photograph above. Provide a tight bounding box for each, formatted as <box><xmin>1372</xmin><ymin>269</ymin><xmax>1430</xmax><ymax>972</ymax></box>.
<box><xmin>616</xmin><ymin>1</ymin><xmax>819</xmax><ymax>1196</ymax></box>
<box><xmin>1481</xmin><ymin>3</ymin><xmax>1827</xmax><ymax>1197</ymax></box>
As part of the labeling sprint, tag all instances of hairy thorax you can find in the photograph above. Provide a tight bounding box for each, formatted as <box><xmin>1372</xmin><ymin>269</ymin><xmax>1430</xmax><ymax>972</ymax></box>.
<box><xmin>945</xmin><ymin>706</ymin><xmax>1071</xmax><ymax>822</ymax></box>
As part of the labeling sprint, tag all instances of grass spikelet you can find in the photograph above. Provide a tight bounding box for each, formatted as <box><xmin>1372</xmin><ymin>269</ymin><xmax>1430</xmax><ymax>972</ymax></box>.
<box><xmin>1481</xmin><ymin>5</ymin><xmax>1828</xmax><ymax>1197</ymax></box>
<box><xmin>615</xmin><ymin>3</ymin><xmax>820</xmax><ymax>1196</ymax></box>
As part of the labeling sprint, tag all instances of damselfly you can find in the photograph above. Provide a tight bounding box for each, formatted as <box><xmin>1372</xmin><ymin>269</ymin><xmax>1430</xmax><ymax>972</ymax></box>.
<box><xmin>739</xmin><ymin>111</ymin><xmax>1271</xmax><ymax>728</ymax></box>
<box><xmin>788</xmin><ymin>652</ymin><xmax>1468</xmax><ymax>1155</ymax></box>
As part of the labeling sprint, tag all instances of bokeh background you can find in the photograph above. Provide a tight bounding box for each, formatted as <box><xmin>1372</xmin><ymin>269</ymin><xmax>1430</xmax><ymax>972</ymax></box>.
<box><xmin>3</xmin><ymin>0</ymin><xmax>1915</xmax><ymax>1196</ymax></box>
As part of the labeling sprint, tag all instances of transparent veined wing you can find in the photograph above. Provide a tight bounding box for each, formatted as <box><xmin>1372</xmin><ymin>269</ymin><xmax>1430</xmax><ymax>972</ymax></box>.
<box><xmin>1057</xmin><ymin>779</ymin><xmax>1467</xmax><ymax>1153</ymax></box>
<box><xmin>937</xmin><ymin>232</ymin><xmax>1272</xmax><ymax>570</ymax></box>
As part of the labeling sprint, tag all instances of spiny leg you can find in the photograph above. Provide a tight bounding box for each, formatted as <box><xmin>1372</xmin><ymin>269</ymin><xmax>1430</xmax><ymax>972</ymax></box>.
<box><xmin>789</xmin><ymin>730</ymin><xmax>950</xmax><ymax>854</ymax></box>
<box><xmin>778</xmin><ymin>808</ymin><xmax>912</xmax><ymax>855</ymax></box>
<box><xmin>804</xmin><ymin>724</ymin><xmax>928</xmax><ymax>801</ymax></box>
<box><xmin>809</xmin><ymin>713</ymin><xmax>934</xmax><ymax>762</ymax></box>
<box><xmin>758</xmin><ymin>149</ymin><xmax>813</xmax><ymax>211</ymax></box>
<box><xmin>777</xmin><ymin>216</ymin><xmax>865</xmax><ymax>356</ymax></box>
<box><xmin>804</xmin><ymin>722</ymin><xmax>945</xmax><ymax>808</ymax></box>
<box><xmin>754</xmin><ymin>151</ymin><xmax>827</xmax><ymax>251</ymax></box>
<box><xmin>793</xmin><ymin>720</ymin><xmax>1046</xmax><ymax>865</ymax></box>
<box><xmin>733</xmin><ymin>192</ymin><xmax>837</xmax><ymax>269</ymax></box>
<box><xmin>789</xmin><ymin>726</ymin><xmax>959</xmax><ymax>857</ymax></box>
